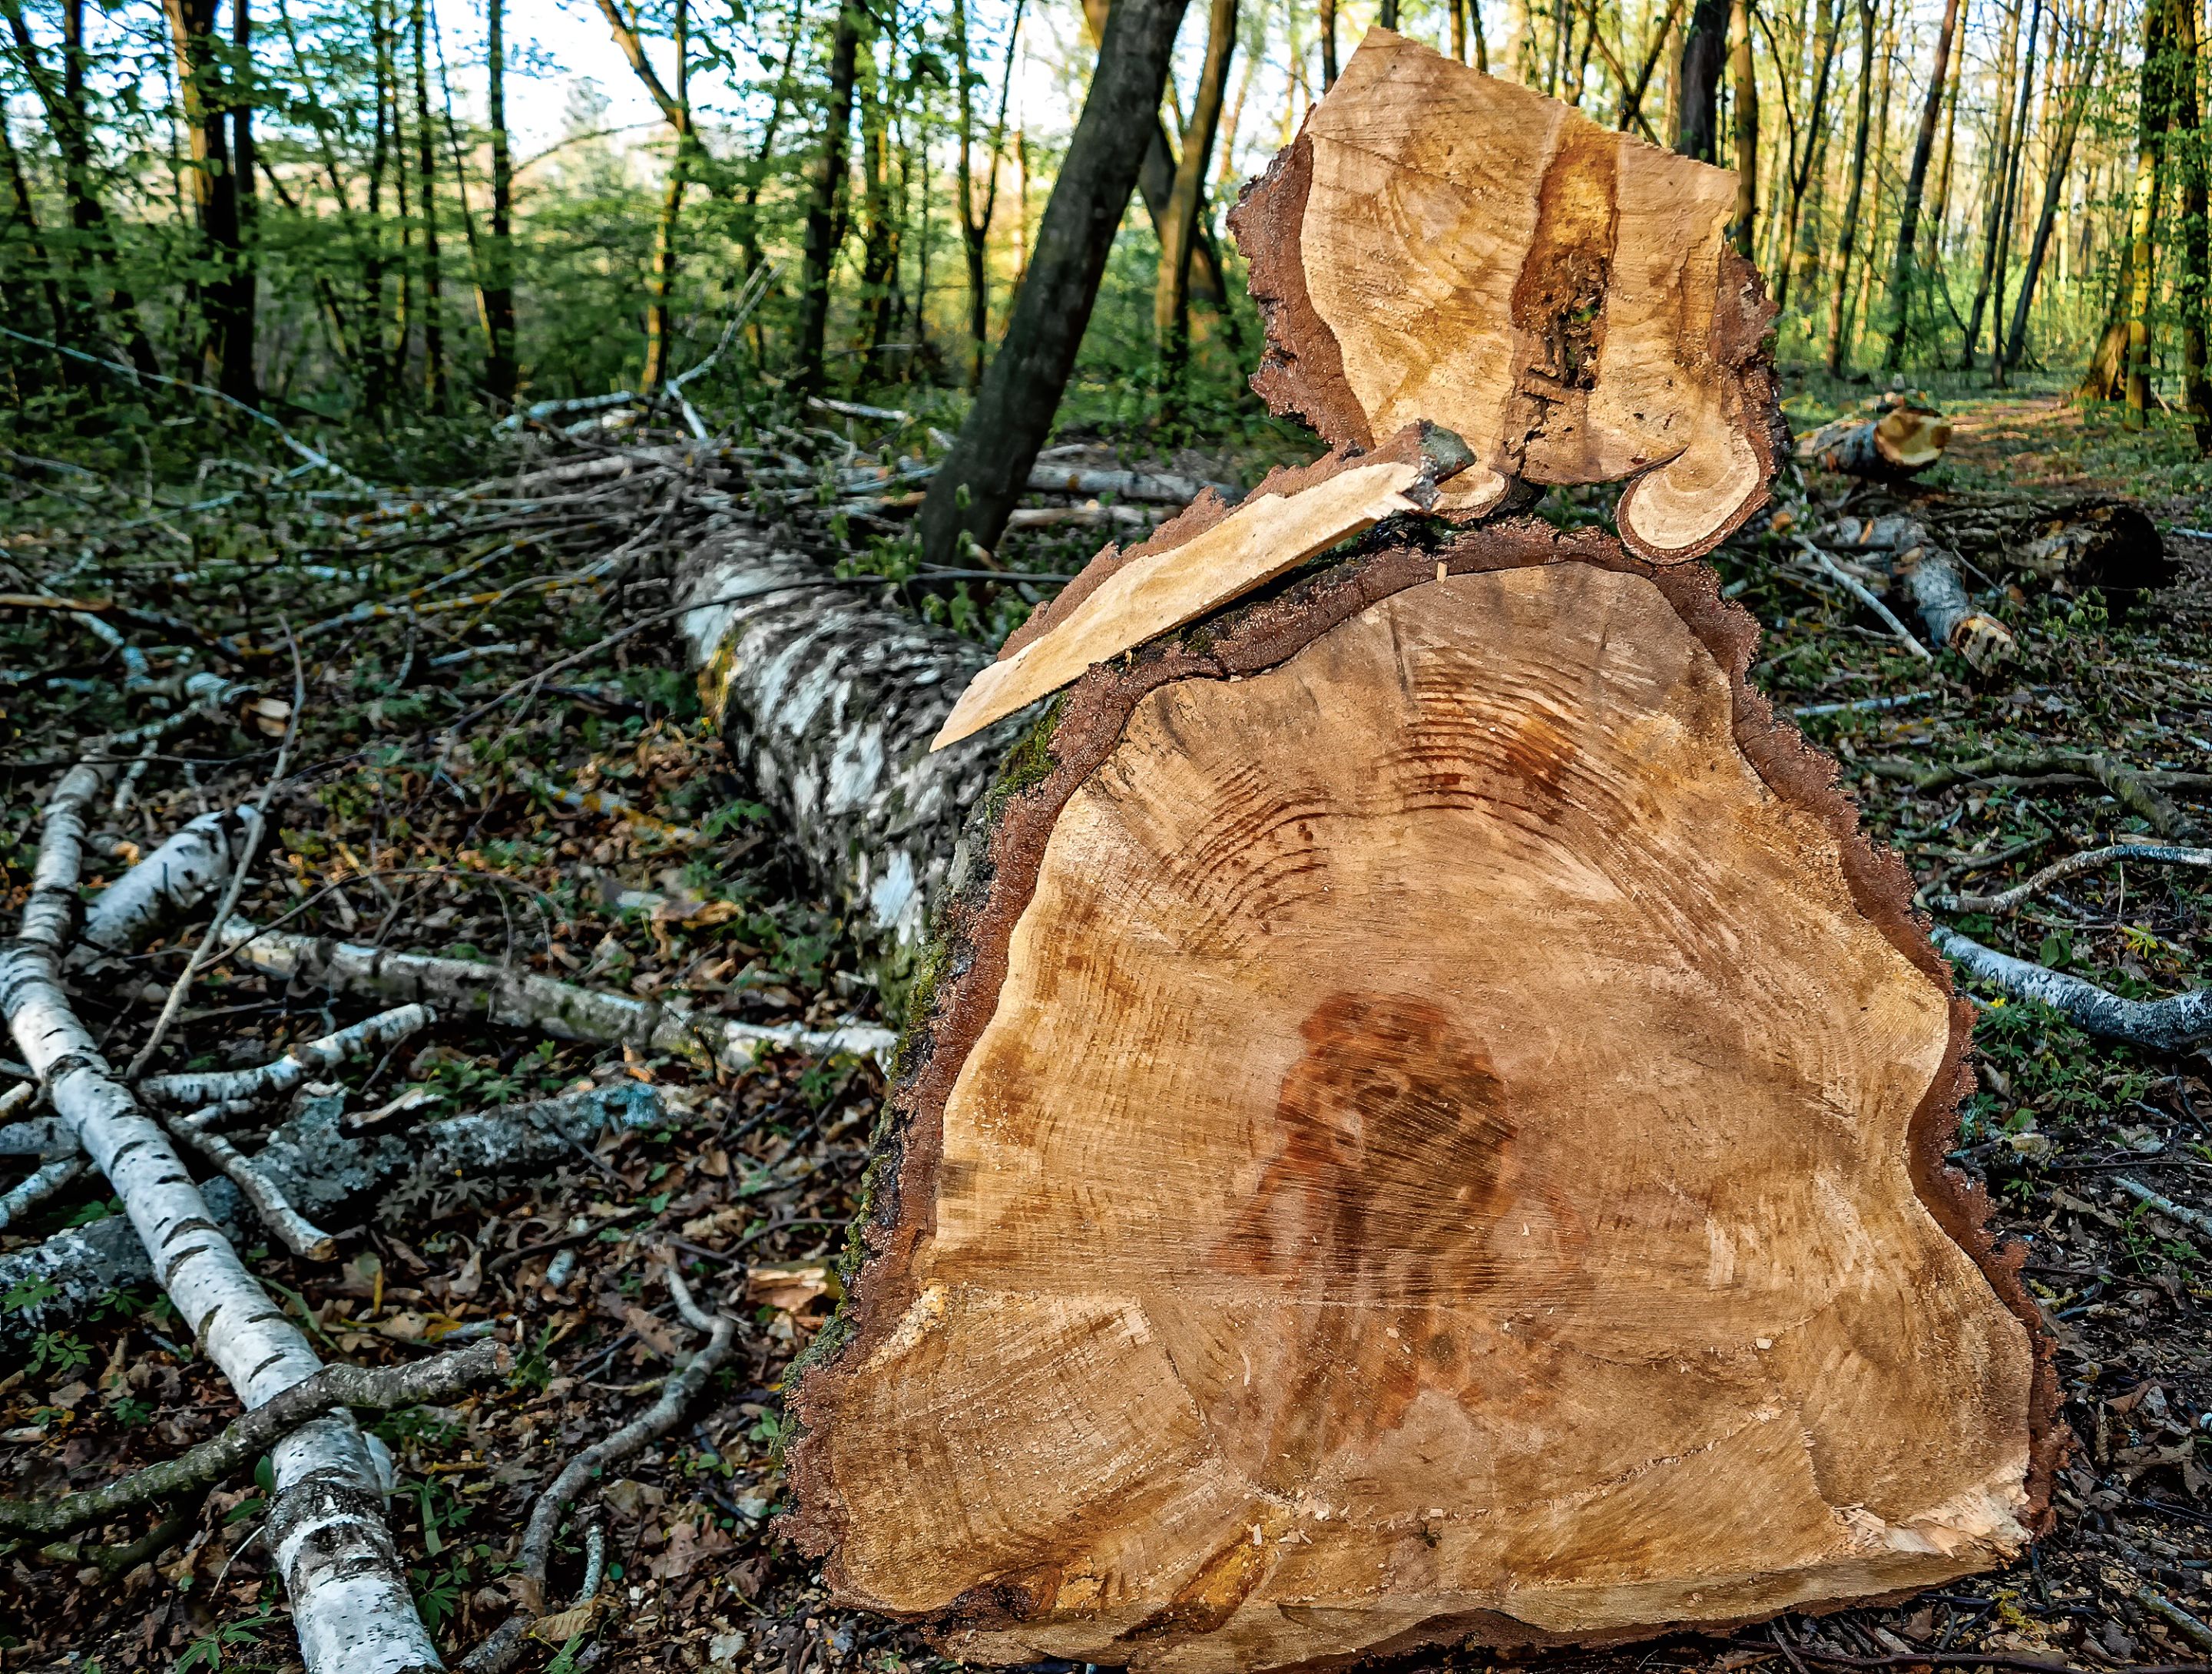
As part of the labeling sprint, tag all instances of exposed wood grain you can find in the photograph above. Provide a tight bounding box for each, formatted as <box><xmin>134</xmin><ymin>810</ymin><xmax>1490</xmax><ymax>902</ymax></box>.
<box><xmin>1797</xmin><ymin>404</ymin><xmax>1953</xmax><ymax>479</ymax></box>
<box><xmin>791</xmin><ymin>526</ymin><xmax>2054</xmax><ymax>1674</ymax></box>
<box><xmin>931</xmin><ymin>423</ymin><xmax>1473</xmax><ymax>750</ymax></box>
<box><xmin>1230</xmin><ymin>29</ymin><xmax>1784</xmax><ymax>564</ymax></box>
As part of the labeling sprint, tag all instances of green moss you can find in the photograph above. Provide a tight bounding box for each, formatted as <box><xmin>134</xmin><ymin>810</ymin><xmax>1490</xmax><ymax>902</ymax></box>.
<box><xmin>979</xmin><ymin>693</ymin><xmax>1065</xmax><ymax>831</ymax></box>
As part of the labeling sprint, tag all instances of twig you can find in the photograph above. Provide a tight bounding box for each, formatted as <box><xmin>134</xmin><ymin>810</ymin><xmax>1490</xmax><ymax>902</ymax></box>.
<box><xmin>1792</xmin><ymin>536</ymin><xmax>1935</xmax><ymax>661</ymax></box>
<box><xmin>1792</xmin><ymin>690</ymin><xmax>1938</xmax><ymax>718</ymax></box>
<box><xmin>1869</xmin><ymin>750</ymin><xmax>2197</xmax><ymax>836</ymax></box>
<box><xmin>138</xmin><ymin>1004</ymin><xmax>435</xmax><ymax>1108</ymax></box>
<box><xmin>0</xmin><ymin>1338</ymin><xmax>508</xmax><ymax>1540</ymax></box>
<box><xmin>124</xmin><ymin>624</ymin><xmax>305</xmax><ymax>1081</ymax></box>
<box><xmin>2116</xmin><ymin>1177</ymin><xmax>2212</xmax><ymax>1242</ymax></box>
<box><xmin>459</xmin><ymin>1272</ymin><xmax>737</xmax><ymax>1672</ymax></box>
<box><xmin>1932</xmin><ymin>844</ymin><xmax>2212</xmax><ymax>913</ymax></box>
<box><xmin>0</xmin><ymin>1156</ymin><xmax>83</xmax><ymax>1231</ymax></box>
<box><xmin>167</xmin><ymin>1100</ymin><xmax>338</xmax><ymax>1262</ymax></box>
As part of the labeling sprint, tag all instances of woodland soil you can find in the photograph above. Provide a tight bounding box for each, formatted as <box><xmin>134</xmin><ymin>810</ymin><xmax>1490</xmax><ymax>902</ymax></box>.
<box><xmin>1</xmin><ymin>389</ymin><xmax>2210</xmax><ymax>1674</ymax></box>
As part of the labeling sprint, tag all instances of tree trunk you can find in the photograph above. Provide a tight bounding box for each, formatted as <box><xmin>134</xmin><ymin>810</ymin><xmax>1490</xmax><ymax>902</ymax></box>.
<box><xmin>479</xmin><ymin>0</ymin><xmax>515</xmax><ymax>405</ymax></box>
<box><xmin>2124</xmin><ymin>0</ymin><xmax>2168</xmax><ymax>430</ymax></box>
<box><xmin>915</xmin><ymin>0</ymin><xmax>1191</xmax><ymax>567</ymax></box>
<box><xmin>2003</xmin><ymin>0</ymin><xmax>2104</xmax><ymax>377</ymax></box>
<box><xmin>1727</xmin><ymin>0</ymin><xmax>1757</xmax><ymax>254</ymax></box>
<box><xmin>1961</xmin><ymin>0</ymin><xmax>2032</xmax><ymax>371</ymax></box>
<box><xmin>231</xmin><ymin>0</ymin><xmax>257</xmax><ymax>396</ymax></box>
<box><xmin>1839</xmin><ymin>487</ymin><xmax>2175</xmax><ymax>595</ymax></box>
<box><xmin>1985</xmin><ymin>0</ymin><xmax>2044</xmax><ymax>382</ymax></box>
<box><xmin>777</xmin><ymin>521</ymin><xmax>2053</xmax><ymax>1674</ymax></box>
<box><xmin>364</xmin><ymin>0</ymin><xmax>392</xmax><ymax>412</ymax></box>
<box><xmin>410</xmin><ymin>0</ymin><xmax>444</xmax><ymax>411</ymax></box>
<box><xmin>1880</xmin><ymin>0</ymin><xmax>1963</xmax><ymax>368</ymax></box>
<box><xmin>1079</xmin><ymin>0</ymin><xmax>1234</xmax><ymax>319</ymax></box>
<box><xmin>857</xmin><ymin>45</ymin><xmax>902</xmax><ymax>383</ymax></box>
<box><xmin>1674</xmin><ymin>0</ymin><xmax>1729</xmax><ymax>159</ymax></box>
<box><xmin>0</xmin><ymin>106</ymin><xmax>71</xmax><ymax>356</ymax></box>
<box><xmin>1320</xmin><ymin>0</ymin><xmax>1338</xmax><ymax>87</ymax></box>
<box><xmin>643</xmin><ymin>0</ymin><xmax>690</xmax><ymax>394</ymax></box>
<box><xmin>163</xmin><ymin>0</ymin><xmax>257</xmax><ymax>402</ymax></box>
<box><xmin>2171</xmin><ymin>0</ymin><xmax>2211</xmax><ymax>447</ymax></box>
<box><xmin>1775</xmin><ymin>0</ymin><xmax>1842</xmax><ymax>313</ymax></box>
<box><xmin>1155</xmin><ymin>0</ymin><xmax>1237</xmax><ymax>384</ymax></box>
<box><xmin>797</xmin><ymin>0</ymin><xmax>865</xmax><ymax>395</ymax></box>
<box><xmin>1796</xmin><ymin>400</ymin><xmax>1951</xmax><ymax>477</ymax></box>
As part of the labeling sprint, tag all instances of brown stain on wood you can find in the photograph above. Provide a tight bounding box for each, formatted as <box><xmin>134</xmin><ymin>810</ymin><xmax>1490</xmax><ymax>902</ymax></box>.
<box><xmin>786</xmin><ymin>523</ymin><xmax>2062</xmax><ymax>1674</ymax></box>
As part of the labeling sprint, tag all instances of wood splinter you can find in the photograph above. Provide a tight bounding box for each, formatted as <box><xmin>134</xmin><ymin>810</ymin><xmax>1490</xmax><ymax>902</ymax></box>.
<box><xmin>931</xmin><ymin>422</ymin><xmax>1475</xmax><ymax>750</ymax></box>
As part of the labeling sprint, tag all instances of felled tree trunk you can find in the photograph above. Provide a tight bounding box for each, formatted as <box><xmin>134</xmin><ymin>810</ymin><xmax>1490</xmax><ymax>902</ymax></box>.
<box><xmin>1820</xmin><ymin>512</ymin><xmax>2016</xmax><ymax>669</ymax></box>
<box><xmin>674</xmin><ymin>531</ymin><xmax>1027</xmax><ymax>951</ymax></box>
<box><xmin>1876</xmin><ymin>488</ymin><xmax>2174</xmax><ymax>597</ymax></box>
<box><xmin>780</xmin><ymin>524</ymin><xmax>2055</xmax><ymax>1674</ymax></box>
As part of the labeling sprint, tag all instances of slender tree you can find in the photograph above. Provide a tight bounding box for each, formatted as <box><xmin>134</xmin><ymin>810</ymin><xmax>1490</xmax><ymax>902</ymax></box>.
<box><xmin>0</xmin><ymin>107</ymin><xmax>71</xmax><ymax>355</ymax></box>
<box><xmin>162</xmin><ymin>0</ymin><xmax>258</xmax><ymax>400</ymax></box>
<box><xmin>1825</xmin><ymin>0</ymin><xmax>1876</xmax><ymax>373</ymax></box>
<box><xmin>1985</xmin><ymin>0</ymin><xmax>2045</xmax><ymax>380</ymax></box>
<box><xmin>1157</xmin><ymin>0</ymin><xmax>1237</xmax><ymax>384</ymax></box>
<box><xmin>916</xmin><ymin>0</ymin><xmax>1194</xmax><ymax>567</ymax></box>
<box><xmin>2123</xmin><ymin>0</ymin><xmax>2171</xmax><ymax>425</ymax></box>
<box><xmin>1675</xmin><ymin>0</ymin><xmax>1729</xmax><ymax>159</ymax></box>
<box><xmin>856</xmin><ymin>29</ymin><xmax>904</xmax><ymax>379</ymax></box>
<box><xmin>949</xmin><ymin>0</ymin><xmax>1022</xmax><ymax>388</ymax></box>
<box><xmin>1879</xmin><ymin>0</ymin><xmax>1965</xmax><ymax>367</ymax></box>
<box><xmin>2171</xmin><ymin>0</ymin><xmax>2211</xmax><ymax>443</ymax></box>
<box><xmin>2004</xmin><ymin>0</ymin><xmax>2107</xmax><ymax>375</ymax></box>
<box><xmin>1728</xmin><ymin>0</ymin><xmax>1757</xmax><ymax>253</ymax></box>
<box><xmin>483</xmin><ymin>0</ymin><xmax>517</xmax><ymax>405</ymax></box>
<box><xmin>1961</xmin><ymin>0</ymin><xmax>2032</xmax><ymax>367</ymax></box>
<box><xmin>1774</xmin><ymin>0</ymin><xmax>1843</xmax><ymax>311</ymax></box>
<box><xmin>409</xmin><ymin>0</ymin><xmax>444</xmax><ymax>409</ymax></box>
<box><xmin>1320</xmin><ymin>0</ymin><xmax>1337</xmax><ymax>87</ymax></box>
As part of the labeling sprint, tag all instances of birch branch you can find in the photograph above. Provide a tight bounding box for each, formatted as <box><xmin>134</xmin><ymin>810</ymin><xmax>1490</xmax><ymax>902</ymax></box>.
<box><xmin>1931</xmin><ymin>843</ymin><xmax>2212</xmax><ymax>913</ymax></box>
<box><xmin>168</xmin><ymin>1100</ymin><xmax>339</xmax><ymax>1262</ymax></box>
<box><xmin>211</xmin><ymin>919</ymin><xmax>894</xmax><ymax>1067</ymax></box>
<box><xmin>78</xmin><ymin>806</ymin><xmax>257</xmax><ymax>956</ymax></box>
<box><xmin>1932</xmin><ymin>925</ymin><xmax>2212</xmax><ymax>1052</ymax></box>
<box><xmin>0</xmin><ymin>1156</ymin><xmax>83</xmax><ymax>1232</ymax></box>
<box><xmin>0</xmin><ymin>1338</ymin><xmax>508</xmax><ymax>1540</ymax></box>
<box><xmin>0</xmin><ymin>764</ymin><xmax>445</xmax><ymax>1674</ymax></box>
<box><xmin>138</xmin><ymin>1005</ymin><xmax>435</xmax><ymax>1109</ymax></box>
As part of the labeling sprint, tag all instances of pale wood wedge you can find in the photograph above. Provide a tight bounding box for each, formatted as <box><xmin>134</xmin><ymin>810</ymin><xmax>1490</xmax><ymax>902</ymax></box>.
<box><xmin>929</xmin><ymin>424</ymin><xmax>1472</xmax><ymax>751</ymax></box>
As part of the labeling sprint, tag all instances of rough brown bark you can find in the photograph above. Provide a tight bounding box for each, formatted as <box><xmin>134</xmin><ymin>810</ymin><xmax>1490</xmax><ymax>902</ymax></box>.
<box><xmin>915</xmin><ymin>0</ymin><xmax>1190</xmax><ymax>567</ymax></box>
<box><xmin>1233</xmin><ymin>31</ymin><xmax>1785</xmax><ymax>563</ymax></box>
<box><xmin>482</xmin><ymin>0</ymin><xmax>516</xmax><ymax>405</ymax></box>
<box><xmin>786</xmin><ymin>523</ymin><xmax>2056</xmax><ymax>1674</ymax></box>
<box><xmin>163</xmin><ymin>0</ymin><xmax>257</xmax><ymax>402</ymax></box>
<box><xmin>1674</xmin><ymin>0</ymin><xmax>1729</xmax><ymax>158</ymax></box>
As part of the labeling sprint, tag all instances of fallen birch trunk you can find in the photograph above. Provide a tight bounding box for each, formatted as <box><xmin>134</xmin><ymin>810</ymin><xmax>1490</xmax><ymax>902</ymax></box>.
<box><xmin>675</xmin><ymin>531</ymin><xmax>1028</xmax><ymax>951</ymax></box>
<box><xmin>1816</xmin><ymin>514</ymin><xmax>2015</xmax><ymax>669</ymax></box>
<box><xmin>0</xmin><ymin>766</ymin><xmax>445</xmax><ymax>1674</ymax></box>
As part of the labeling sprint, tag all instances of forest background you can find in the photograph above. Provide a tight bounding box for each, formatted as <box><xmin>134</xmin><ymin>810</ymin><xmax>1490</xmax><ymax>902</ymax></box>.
<box><xmin>2</xmin><ymin>0</ymin><xmax>2207</xmax><ymax>490</ymax></box>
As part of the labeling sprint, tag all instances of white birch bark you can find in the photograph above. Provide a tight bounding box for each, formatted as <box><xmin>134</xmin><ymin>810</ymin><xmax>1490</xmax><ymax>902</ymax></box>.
<box><xmin>1</xmin><ymin>766</ymin><xmax>443</xmax><ymax>1674</ymax></box>
<box><xmin>79</xmin><ymin>806</ymin><xmax>257</xmax><ymax>955</ymax></box>
<box><xmin>139</xmin><ymin>1004</ymin><xmax>435</xmax><ymax>1108</ymax></box>
<box><xmin>676</xmin><ymin>533</ymin><xmax>1028</xmax><ymax>948</ymax></box>
<box><xmin>1933</xmin><ymin>925</ymin><xmax>2212</xmax><ymax>1051</ymax></box>
<box><xmin>214</xmin><ymin>919</ymin><xmax>895</xmax><ymax>1066</ymax></box>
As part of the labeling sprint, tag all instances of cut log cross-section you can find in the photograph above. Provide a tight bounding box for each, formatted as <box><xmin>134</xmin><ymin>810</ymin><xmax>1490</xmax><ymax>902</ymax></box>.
<box><xmin>1230</xmin><ymin>28</ymin><xmax>1786</xmax><ymax>563</ymax></box>
<box><xmin>787</xmin><ymin>529</ymin><xmax>2056</xmax><ymax>1672</ymax></box>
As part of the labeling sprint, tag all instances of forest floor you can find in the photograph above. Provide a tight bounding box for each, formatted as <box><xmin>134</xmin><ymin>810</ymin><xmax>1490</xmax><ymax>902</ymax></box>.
<box><xmin>2</xmin><ymin>379</ymin><xmax>2210</xmax><ymax>1674</ymax></box>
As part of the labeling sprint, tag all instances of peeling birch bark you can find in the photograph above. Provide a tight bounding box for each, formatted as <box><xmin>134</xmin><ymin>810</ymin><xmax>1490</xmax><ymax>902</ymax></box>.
<box><xmin>1</xmin><ymin>766</ymin><xmax>444</xmax><ymax>1674</ymax></box>
<box><xmin>676</xmin><ymin>533</ymin><xmax>1028</xmax><ymax>950</ymax></box>
<box><xmin>213</xmin><ymin>920</ymin><xmax>895</xmax><ymax>1066</ymax></box>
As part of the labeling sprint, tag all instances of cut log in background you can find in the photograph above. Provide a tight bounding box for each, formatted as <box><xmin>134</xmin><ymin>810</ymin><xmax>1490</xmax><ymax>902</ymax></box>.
<box><xmin>784</xmin><ymin>524</ymin><xmax>2056</xmax><ymax>1672</ymax></box>
<box><xmin>1796</xmin><ymin>399</ymin><xmax>1953</xmax><ymax>481</ymax></box>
